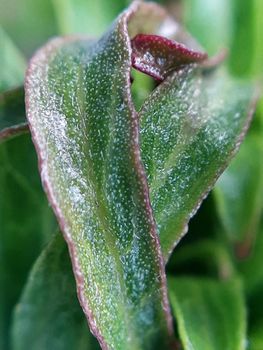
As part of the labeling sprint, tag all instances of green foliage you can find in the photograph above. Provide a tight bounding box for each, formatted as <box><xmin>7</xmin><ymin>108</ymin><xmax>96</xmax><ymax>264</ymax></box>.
<box><xmin>0</xmin><ymin>0</ymin><xmax>262</xmax><ymax>350</ymax></box>
<box><xmin>25</xmin><ymin>10</ymin><xmax>172</xmax><ymax>346</ymax></box>
<box><xmin>215</xmin><ymin>134</ymin><xmax>263</xmax><ymax>245</ymax></box>
<box><xmin>169</xmin><ymin>277</ymin><xmax>246</xmax><ymax>350</ymax></box>
<box><xmin>0</xmin><ymin>28</ymin><xmax>26</xmax><ymax>91</ymax></box>
<box><xmin>52</xmin><ymin>0</ymin><xmax>127</xmax><ymax>36</ymax></box>
<box><xmin>0</xmin><ymin>135</ymin><xmax>56</xmax><ymax>349</ymax></box>
<box><xmin>12</xmin><ymin>234</ymin><xmax>100</xmax><ymax>350</ymax></box>
<box><xmin>140</xmin><ymin>66</ymin><xmax>255</xmax><ymax>259</ymax></box>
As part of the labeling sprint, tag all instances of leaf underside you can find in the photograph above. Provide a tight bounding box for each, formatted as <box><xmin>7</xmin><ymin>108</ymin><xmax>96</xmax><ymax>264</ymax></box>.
<box><xmin>131</xmin><ymin>34</ymin><xmax>207</xmax><ymax>81</ymax></box>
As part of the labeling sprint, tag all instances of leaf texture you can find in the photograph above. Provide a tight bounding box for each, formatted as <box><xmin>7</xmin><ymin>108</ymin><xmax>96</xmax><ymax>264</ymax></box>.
<box><xmin>140</xmin><ymin>66</ymin><xmax>256</xmax><ymax>260</ymax></box>
<box><xmin>25</xmin><ymin>2</ymin><xmax>181</xmax><ymax>349</ymax></box>
<box><xmin>25</xmin><ymin>1</ymin><xmax>257</xmax><ymax>348</ymax></box>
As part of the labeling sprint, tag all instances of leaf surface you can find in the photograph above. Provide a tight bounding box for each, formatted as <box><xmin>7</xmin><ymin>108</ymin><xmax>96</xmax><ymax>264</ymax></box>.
<box><xmin>25</xmin><ymin>1</ymin><xmax>257</xmax><ymax>347</ymax></box>
<box><xmin>139</xmin><ymin>66</ymin><xmax>256</xmax><ymax>260</ymax></box>
<box><xmin>12</xmin><ymin>234</ymin><xmax>100</xmax><ymax>350</ymax></box>
<box><xmin>25</xmin><ymin>2</ymin><xmax>178</xmax><ymax>349</ymax></box>
<box><xmin>169</xmin><ymin>277</ymin><xmax>247</xmax><ymax>350</ymax></box>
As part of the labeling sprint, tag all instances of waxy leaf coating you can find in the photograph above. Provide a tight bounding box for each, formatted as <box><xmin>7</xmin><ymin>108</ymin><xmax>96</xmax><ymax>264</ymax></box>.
<box><xmin>25</xmin><ymin>0</ymin><xmax>257</xmax><ymax>349</ymax></box>
<box><xmin>25</xmin><ymin>2</ymin><xmax>181</xmax><ymax>349</ymax></box>
<box><xmin>140</xmin><ymin>66</ymin><xmax>256</xmax><ymax>260</ymax></box>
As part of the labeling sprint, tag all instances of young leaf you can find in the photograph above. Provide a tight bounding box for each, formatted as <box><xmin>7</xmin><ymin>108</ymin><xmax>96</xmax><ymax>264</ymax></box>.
<box><xmin>0</xmin><ymin>134</ymin><xmax>56</xmax><ymax>349</ymax></box>
<box><xmin>25</xmin><ymin>2</ymin><xmax>180</xmax><ymax>349</ymax></box>
<box><xmin>140</xmin><ymin>66</ymin><xmax>257</xmax><ymax>261</ymax></box>
<box><xmin>0</xmin><ymin>87</ymin><xmax>28</xmax><ymax>142</ymax></box>
<box><xmin>131</xmin><ymin>34</ymin><xmax>207</xmax><ymax>81</ymax></box>
<box><xmin>169</xmin><ymin>277</ymin><xmax>247</xmax><ymax>350</ymax></box>
<box><xmin>12</xmin><ymin>234</ymin><xmax>100</xmax><ymax>350</ymax></box>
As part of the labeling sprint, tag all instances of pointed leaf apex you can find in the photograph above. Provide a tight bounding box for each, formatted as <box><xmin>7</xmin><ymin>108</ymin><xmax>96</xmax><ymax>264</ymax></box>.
<box><xmin>131</xmin><ymin>34</ymin><xmax>207</xmax><ymax>81</ymax></box>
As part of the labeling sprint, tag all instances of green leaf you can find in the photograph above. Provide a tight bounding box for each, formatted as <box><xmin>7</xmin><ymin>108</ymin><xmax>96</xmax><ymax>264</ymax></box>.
<box><xmin>214</xmin><ymin>134</ymin><xmax>263</xmax><ymax>249</ymax></box>
<box><xmin>249</xmin><ymin>321</ymin><xmax>263</xmax><ymax>350</ymax></box>
<box><xmin>12</xmin><ymin>234</ymin><xmax>100</xmax><ymax>350</ymax></box>
<box><xmin>0</xmin><ymin>87</ymin><xmax>28</xmax><ymax>142</ymax></box>
<box><xmin>0</xmin><ymin>134</ymin><xmax>56</xmax><ymax>349</ymax></box>
<box><xmin>25</xmin><ymin>2</ymin><xmax>177</xmax><ymax>349</ymax></box>
<box><xmin>169</xmin><ymin>277</ymin><xmax>247</xmax><ymax>350</ymax></box>
<box><xmin>140</xmin><ymin>67</ymin><xmax>256</xmax><ymax>260</ymax></box>
<box><xmin>0</xmin><ymin>28</ymin><xmax>26</xmax><ymax>92</ymax></box>
<box><xmin>52</xmin><ymin>0</ymin><xmax>127</xmax><ymax>36</ymax></box>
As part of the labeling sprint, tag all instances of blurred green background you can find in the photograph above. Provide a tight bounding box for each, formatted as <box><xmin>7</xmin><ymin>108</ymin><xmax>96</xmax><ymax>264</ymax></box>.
<box><xmin>0</xmin><ymin>0</ymin><xmax>262</xmax><ymax>350</ymax></box>
<box><xmin>0</xmin><ymin>0</ymin><xmax>262</xmax><ymax>75</ymax></box>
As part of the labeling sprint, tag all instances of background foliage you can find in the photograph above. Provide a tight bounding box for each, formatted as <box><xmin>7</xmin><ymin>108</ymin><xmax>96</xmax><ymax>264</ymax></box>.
<box><xmin>0</xmin><ymin>0</ymin><xmax>262</xmax><ymax>349</ymax></box>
